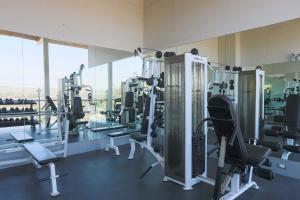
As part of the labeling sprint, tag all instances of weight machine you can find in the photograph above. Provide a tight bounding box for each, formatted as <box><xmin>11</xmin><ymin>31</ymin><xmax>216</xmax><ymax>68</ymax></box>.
<box><xmin>128</xmin><ymin>48</ymin><xmax>165</xmax><ymax>173</ymax></box>
<box><xmin>58</xmin><ymin>64</ymin><xmax>94</xmax><ymax>135</ymax></box>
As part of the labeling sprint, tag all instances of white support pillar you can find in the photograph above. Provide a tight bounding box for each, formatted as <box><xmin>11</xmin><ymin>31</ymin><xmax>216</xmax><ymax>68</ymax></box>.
<box><xmin>107</xmin><ymin>62</ymin><xmax>113</xmax><ymax>112</ymax></box>
<box><xmin>43</xmin><ymin>38</ymin><xmax>50</xmax><ymax>97</ymax></box>
<box><xmin>42</xmin><ymin>38</ymin><xmax>50</xmax><ymax>127</ymax></box>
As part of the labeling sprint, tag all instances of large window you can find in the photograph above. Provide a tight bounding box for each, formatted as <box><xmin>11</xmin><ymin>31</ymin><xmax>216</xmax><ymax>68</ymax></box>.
<box><xmin>112</xmin><ymin>57</ymin><xmax>142</xmax><ymax>98</ymax></box>
<box><xmin>0</xmin><ymin>35</ymin><xmax>43</xmax><ymax>99</ymax></box>
<box><xmin>49</xmin><ymin>43</ymin><xmax>88</xmax><ymax>97</ymax></box>
<box><xmin>83</xmin><ymin>64</ymin><xmax>108</xmax><ymax>120</ymax></box>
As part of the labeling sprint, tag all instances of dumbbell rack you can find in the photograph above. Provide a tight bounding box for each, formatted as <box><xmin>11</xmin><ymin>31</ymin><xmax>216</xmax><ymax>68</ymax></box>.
<box><xmin>0</xmin><ymin>99</ymin><xmax>39</xmax><ymax>128</ymax></box>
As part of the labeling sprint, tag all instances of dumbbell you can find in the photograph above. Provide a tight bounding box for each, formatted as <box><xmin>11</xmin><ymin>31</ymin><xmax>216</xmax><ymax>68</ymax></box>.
<box><xmin>15</xmin><ymin>107</ymin><xmax>20</xmax><ymax>113</ymax></box>
<box><xmin>229</xmin><ymin>80</ymin><xmax>234</xmax><ymax>90</ymax></box>
<box><xmin>24</xmin><ymin>108</ymin><xmax>30</xmax><ymax>113</ymax></box>
<box><xmin>146</xmin><ymin>78</ymin><xmax>153</xmax><ymax>86</ymax></box>
<box><xmin>0</xmin><ymin>119</ymin><xmax>2</xmax><ymax>127</ymax></box>
<box><xmin>232</xmin><ymin>66</ymin><xmax>238</xmax><ymax>71</ymax></box>
<box><xmin>4</xmin><ymin>98</ymin><xmax>9</xmax><ymax>104</ymax></box>
<box><xmin>2</xmin><ymin>107</ymin><xmax>7</xmax><ymax>113</ymax></box>
<box><xmin>154</xmin><ymin>111</ymin><xmax>163</xmax><ymax>119</ymax></box>
<box><xmin>225</xmin><ymin>65</ymin><xmax>231</xmax><ymax>71</ymax></box>
<box><xmin>151</xmin><ymin>131</ymin><xmax>157</xmax><ymax>138</ymax></box>
<box><xmin>154</xmin><ymin>145</ymin><xmax>160</xmax><ymax>153</ymax></box>
<box><xmin>0</xmin><ymin>98</ymin><xmax>3</xmax><ymax>105</ymax></box>
<box><xmin>156</xmin><ymin>119</ymin><xmax>164</xmax><ymax>128</ymax></box>
<box><xmin>191</xmin><ymin>48</ymin><xmax>199</xmax><ymax>55</ymax></box>
<box><xmin>9</xmin><ymin>99</ymin><xmax>14</xmax><ymax>104</ymax></box>
<box><xmin>9</xmin><ymin>108</ymin><xmax>15</xmax><ymax>113</ymax></box>
<box><xmin>29</xmin><ymin>108</ymin><xmax>34</xmax><ymax>112</ymax></box>
<box><xmin>15</xmin><ymin>118</ymin><xmax>20</xmax><ymax>125</ymax></box>
<box><xmin>164</xmin><ymin>51</ymin><xmax>176</xmax><ymax>58</ymax></box>
<box><xmin>151</xmin><ymin>122</ymin><xmax>157</xmax><ymax>130</ymax></box>
<box><xmin>155</xmin><ymin>51</ymin><xmax>163</xmax><ymax>59</ymax></box>
<box><xmin>3</xmin><ymin>118</ymin><xmax>9</xmax><ymax>127</ymax></box>
<box><xmin>9</xmin><ymin>118</ymin><xmax>14</xmax><ymax>125</ymax></box>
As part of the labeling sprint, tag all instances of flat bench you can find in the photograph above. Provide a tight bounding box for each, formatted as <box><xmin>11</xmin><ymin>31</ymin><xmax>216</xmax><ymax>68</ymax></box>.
<box><xmin>105</xmin><ymin>129</ymin><xmax>140</xmax><ymax>156</ymax></box>
<box><xmin>10</xmin><ymin>133</ymin><xmax>61</xmax><ymax>197</ymax></box>
<box><xmin>24</xmin><ymin>142</ymin><xmax>60</xmax><ymax>196</ymax></box>
<box><xmin>23</xmin><ymin>142</ymin><xmax>60</xmax><ymax>165</ymax></box>
<box><xmin>91</xmin><ymin>124</ymin><xmax>127</xmax><ymax>132</ymax></box>
<box><xmin>10</xmin><ymin>132</ymin><xmax>34</xmax><ymax>143</ymax></box>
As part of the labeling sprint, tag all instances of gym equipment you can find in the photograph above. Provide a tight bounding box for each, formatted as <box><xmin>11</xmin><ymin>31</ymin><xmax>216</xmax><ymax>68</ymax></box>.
<box><xmin>281</xmin><ymin>94</ymin><xmax>300</xmax><ymax>159</ymax></box>
<box><xmin>207</xmin><ymin>95</ymin><xmax>271</xmax><ymax>200</ymax></box>
<box><xmin>1</xmin><ymin>107</ymin><xmax>7</xmax><ymax>113</ymax></box>
<box><xmin>58</xmin><ymin>64</ymin><xmax>93</xmax><ymax>135</ymax></box>
<box><xmin>209</xmin><ymin>65</ymin><xmax>239</xmax><ymax>107</ymax></box>
<box><xmin>9</xmin><ymin>108</ymin><xmax>15</xmax><ymax>113</ymax></box>
<box><xmin>164</xmin><ymin>53</ymin><xmax>209</xmax><ymax>189</ymax></box>
<box><xmin>128</xmin><ymin>51</ymin><xmax>164</xmax><ymax>174</ymax></box>
<box><xmin>105</xmin><ymin>129</ymin><xmax>140</xmax><ymax>156</ymax></box>
<box><xmin>10</xmin><ymin>132</ymin><xmax>61</xmax><ymax>197</ymax></box>
<box><xmin>238</xmin><ymin>69</ymin><xmax>265</xmax><ymax>140</ymax></box>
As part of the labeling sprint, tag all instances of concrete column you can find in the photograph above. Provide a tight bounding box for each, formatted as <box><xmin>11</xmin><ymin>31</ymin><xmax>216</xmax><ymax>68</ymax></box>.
<box><xmin>107</xmin><ymin>62</ymin><xmax>113</xmax><ymax>112</ymax></box>
<box><xmin>42</xmin><ymin>38</ymin><xmax>51</xmax><ymax>127</ymax></box>
<box><xmin>218</xmin><ymin>33</ymin><xmax>241</xmax><ymax>67</ymax></box>
<box><xmin>42</xmin><ymin>38</ymin><xmax>50</xmax><ymax>97</ymax></box>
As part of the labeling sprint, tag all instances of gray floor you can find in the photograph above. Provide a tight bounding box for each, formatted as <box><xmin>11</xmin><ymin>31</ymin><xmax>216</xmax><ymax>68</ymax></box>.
<box><xmin>0</xmin><ymin>145</ymin><xmax>299</xmax><ymax>200</ymax></box>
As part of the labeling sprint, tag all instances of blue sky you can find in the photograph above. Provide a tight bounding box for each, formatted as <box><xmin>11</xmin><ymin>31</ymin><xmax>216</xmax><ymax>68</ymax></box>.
<box><xmin>0</xmin><ymin>35</ymin><xmax>142</xmax><ymax>96</ymax></box>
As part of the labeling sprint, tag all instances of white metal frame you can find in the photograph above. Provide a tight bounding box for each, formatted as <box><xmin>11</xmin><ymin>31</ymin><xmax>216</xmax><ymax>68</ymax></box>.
<box><xmin>127</xmin><ymin>56</ymin><xmax>164</xmax><ymax>170</ymax></box>
<box><xmin>164</xmin><ymin>53</ymin><xmax>213</xmax><ymax>190</ymax></box>
<box><xmin>254</xmin><ymin>69</ymin><xmax>265</xmax><ymax>140</ymax></box>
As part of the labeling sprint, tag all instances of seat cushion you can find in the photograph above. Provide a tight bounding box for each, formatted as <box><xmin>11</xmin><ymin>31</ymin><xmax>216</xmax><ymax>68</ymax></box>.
<box><xmin>282</xmin><ymin>130</ymin><xmax>300</xmax><ymax>139</ymax></box>
<box><xmin>129</xmin><ymin>132</ymin><xmax>147</xmax><ymax>142</ymax></box>
<box><xmin>245</xmin><ymin>144</ymin><xmax>271</xmax><ymax>166</ymax></box>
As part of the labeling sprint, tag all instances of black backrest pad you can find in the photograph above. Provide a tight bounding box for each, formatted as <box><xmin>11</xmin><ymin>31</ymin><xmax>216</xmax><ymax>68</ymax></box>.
<box><xmin>208</xmin><ymin>95</ymin><xmax>248</xmax><ymax>164</ymax></box>
<box><xmin>125</xmin><ymin>92</ymin><xmax>134</xmax><ymax>107</ymax></box>
<box><xmin>73</xmin><ymin>97</ymin><xmax>85</xmax><ymax>119</ymax></box>
<box><xmin>141</xmin><ymin>97</ymin><xmax>151</xmax><ymax>134</ymax></box>
<box><xmin>286</xmin><ymin>94</ymin><xmax>300</xmax><ymax>130</ymax></box>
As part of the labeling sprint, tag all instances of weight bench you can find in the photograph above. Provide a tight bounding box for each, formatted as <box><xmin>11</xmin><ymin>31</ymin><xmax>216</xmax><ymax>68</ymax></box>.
<box><xmin>105</xmin><ymin>129</ymin><xmax>140</xmax><ymax>155</ymax></box>
<box><xmin>10</xmin><ymin>132</ymin><xmax>61</xmax><ymax>197</ymax></box>
<box><xmin>207</xmin><ymin>95</ymin><xmax>271</xmax><ymax>200</ymax></box>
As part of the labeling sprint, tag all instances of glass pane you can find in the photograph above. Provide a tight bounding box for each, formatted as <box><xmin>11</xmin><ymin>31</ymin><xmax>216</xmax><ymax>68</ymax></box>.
<box><xmin>112</xmin><ymin>57</ymin><xmax>142</xmax><ymax>98</ymax></box>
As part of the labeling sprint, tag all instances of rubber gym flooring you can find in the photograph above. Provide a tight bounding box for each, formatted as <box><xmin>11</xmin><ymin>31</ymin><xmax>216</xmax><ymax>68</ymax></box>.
<box><xmin>0</xmin><ymin>145</ymin><xmax>299</xmax><ymax>200</ymax></box>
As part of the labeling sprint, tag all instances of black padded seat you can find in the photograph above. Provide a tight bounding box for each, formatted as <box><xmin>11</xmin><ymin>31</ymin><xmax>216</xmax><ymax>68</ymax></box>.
<box><xmin>130</xmin><ymin>132</ymin><xmax>147</xmax><ymax>142</ymax></box>
<box><xmin>23</xmin><ymin>142</ymin><xmax>60</xmax><ymax>165</ymax></box>
<box><xmin>282</xmin><ymin>130</ymin><xmax>300</xmax><ymax>139</ymax></box>
<box><xmin>208</xmin><ymin>95</ymin><xmax>271</xmax><ymax>168</ymax></box>
<box><xmin>245</xmin><ymin>144</ymin><xmax>271</xmax><ymax>166</ymax></box>
<box><xmin>107</xmin><ymin>130</ymin><xmax>139</xmax><ymax>138</ymax></box>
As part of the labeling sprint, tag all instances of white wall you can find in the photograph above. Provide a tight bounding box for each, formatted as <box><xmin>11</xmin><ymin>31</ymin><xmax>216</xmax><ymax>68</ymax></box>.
<box><xmin>144</xmin><ymin>0</ymin><xmax>300</xmax><ymax>50</ymax></box>
<box><xmin>88</xmin><ymin>46</ymin><xmax>133</xmax><ymax>67</ymax></box>
<box><xmin>0</xmin><ymin>0</ymin><xmax>143</xmax><ymax>52</ymax></box>
<box><xmin>147</xmin><ymin>38</ymin><xmax>218</xmax><ymax>63</ymax></box>
<box><xmin>240</xmin><ymin>19</ymin><xmax>300</xmax><ymax>66</ymax></box>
